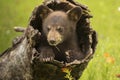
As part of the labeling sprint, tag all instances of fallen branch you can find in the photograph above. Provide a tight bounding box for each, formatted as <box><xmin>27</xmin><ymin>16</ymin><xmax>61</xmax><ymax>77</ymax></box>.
<box><xmin>14</xmin><ymin>26</ymin><xmax>26</xmax><ymax>32</ymax></box>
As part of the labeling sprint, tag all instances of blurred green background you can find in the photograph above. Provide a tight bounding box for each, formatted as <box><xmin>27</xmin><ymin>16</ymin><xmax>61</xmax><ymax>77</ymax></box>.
<box><xmin>0</xmin><ymin>0</ymin><xmax>120</xmax><ymax>80</ymax></box>
<box><xmin>0</xmin><ymin>0</ymin><xmax>43</xmax><ymax>52</ymax></box>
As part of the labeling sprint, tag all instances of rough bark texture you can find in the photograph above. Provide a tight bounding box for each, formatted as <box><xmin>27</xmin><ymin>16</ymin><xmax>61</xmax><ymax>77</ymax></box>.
<box><xmin>0</xmin><ymin>34</ymin><xmax>32</xmax><ymax>80</ymax></box>
<box><xmin>0</xmin><ymin>0</ymin><xmax>98</xmax><ymax>80</ymax></box>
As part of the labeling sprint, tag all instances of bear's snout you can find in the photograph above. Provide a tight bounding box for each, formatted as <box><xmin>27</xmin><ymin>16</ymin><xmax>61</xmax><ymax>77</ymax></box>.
<box><xmin>47</xmin><ymin>30</ymin><xmax>63</xmax><ymax>46</ymax></box>
<box><xmin>49</xmin><ymin>39</ymin><xmax>56</xmax><ymax>45</ymax></box>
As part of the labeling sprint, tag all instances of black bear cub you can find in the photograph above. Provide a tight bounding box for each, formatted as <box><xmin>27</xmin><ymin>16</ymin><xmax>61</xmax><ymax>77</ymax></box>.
<box><xmin>39</xmin><ymin>5</ymin><xmax>85</xmax><ymax>63</ymax></box>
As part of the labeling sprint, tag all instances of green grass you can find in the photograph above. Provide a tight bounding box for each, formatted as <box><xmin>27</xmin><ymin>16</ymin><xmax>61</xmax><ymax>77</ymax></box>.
<box><xmin>78</xmin><ymin>0</ymin><xmax>120</xmax><ymax>80</ymax></box>
<box><xmin>0</xmin><ymin>0</ymin><xmax>43</xmax><ymax>52</ymax></box>
<box><xmin>0</xmin><ymin>0</ymin><xmax>120</xmax><ymax>80</ymax></box>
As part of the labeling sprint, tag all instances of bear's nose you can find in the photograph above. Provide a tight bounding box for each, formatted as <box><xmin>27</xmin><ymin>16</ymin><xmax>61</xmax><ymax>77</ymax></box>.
<box><xmin>49</xmin><ymin>40</ymin><xmax>56</xmax><ymax>45</ymax></box>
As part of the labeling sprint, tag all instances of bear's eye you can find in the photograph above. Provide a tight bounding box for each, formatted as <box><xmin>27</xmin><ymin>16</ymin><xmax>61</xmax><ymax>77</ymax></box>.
<box><xmin>56</xmin><ymin>26</ymin><xmax>63</xmax><ymax>32</ymax></box>
<box><xmin>47</xmin><ymin>26</ymin><xmax>51</xmax><ymax>31</ymax></box>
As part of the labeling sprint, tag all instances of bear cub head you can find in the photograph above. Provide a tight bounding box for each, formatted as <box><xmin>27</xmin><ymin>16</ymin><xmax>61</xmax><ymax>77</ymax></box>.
<box><xmin>39</xmin><ymin>5</ymin><xmax>82</xmax><ymax>46</ymax></box>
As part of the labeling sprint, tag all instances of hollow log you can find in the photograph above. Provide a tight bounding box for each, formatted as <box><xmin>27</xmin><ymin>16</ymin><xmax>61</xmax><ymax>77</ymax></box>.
<box><xmin>0</xmin><ymin>0</ymin><xmax>98</xmax><ymax>80</ymax></box>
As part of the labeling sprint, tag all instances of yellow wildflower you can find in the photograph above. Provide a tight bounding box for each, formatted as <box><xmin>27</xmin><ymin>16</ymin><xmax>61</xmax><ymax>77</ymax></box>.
<box><xmin>104</xmin><ymin>53</ymin><xmax>115</xmax><ymax>64</ymax></box>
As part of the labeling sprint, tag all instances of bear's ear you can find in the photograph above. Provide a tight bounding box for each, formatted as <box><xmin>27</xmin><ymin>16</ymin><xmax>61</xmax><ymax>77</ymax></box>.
<box><xmin>67</xmin><ymin>7</ymin><xmax>82</xmax><ymax>22</ymax></box>
<box><xmin>39</xmin><ymin>5</ymin><xmax>53</xmax><ymax>19</ymax></box>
